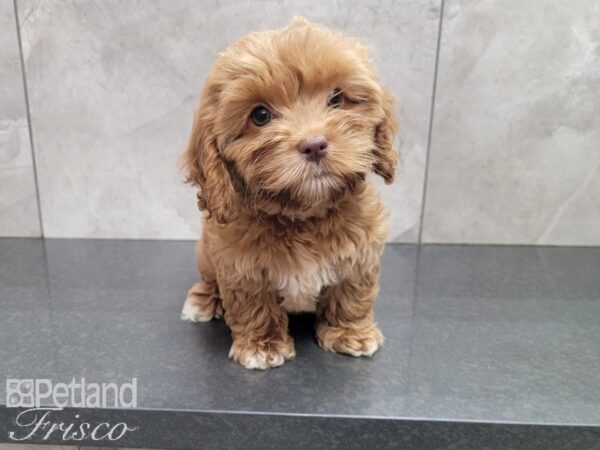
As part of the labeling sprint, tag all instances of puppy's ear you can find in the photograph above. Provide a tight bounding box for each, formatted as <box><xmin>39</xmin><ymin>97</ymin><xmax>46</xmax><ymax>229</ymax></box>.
<box><xmin>181</xmin><ymin>96</ymin><xmax>237</xmax><ymax>224</ymax></box>
<box><xmin>372</xmin><ymin>88</ymin><xmax>399</xmax><ymax>184</ymax></box>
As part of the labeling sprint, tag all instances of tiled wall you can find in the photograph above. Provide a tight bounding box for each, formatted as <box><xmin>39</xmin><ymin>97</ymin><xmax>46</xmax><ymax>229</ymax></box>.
<box><xmin>421</xmin><ymin>0</ymin><xmax>600</xmax><ymax>246</ymax></box>
<box><xmin>0</xmin><ymin>0</ymin><xmax>39</xmax><ymax>237</ymax></box>
<box><xmin>2</xmin><ymin>0</ymin><xmax>599</xmax><ymax>245</ymax></box>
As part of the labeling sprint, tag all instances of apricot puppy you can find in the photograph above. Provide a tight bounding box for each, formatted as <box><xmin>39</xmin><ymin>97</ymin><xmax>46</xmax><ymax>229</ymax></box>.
<box><xmin>181</xmin><ymin>17</ymin><xmax>398</xmax><ymax>369</ymax></box>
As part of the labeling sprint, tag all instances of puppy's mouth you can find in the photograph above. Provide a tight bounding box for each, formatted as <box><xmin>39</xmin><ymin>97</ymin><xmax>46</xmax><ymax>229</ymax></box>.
<box><xmin>255</xmin><ymin>170</ymin><xmax>365</xmax><ymax>210</ymax></box>
<box><xmin>224</xmin><ymin>157</ymin><xmax>364</xmax><ymax>214</ymax></box>
<box><xmin>307</xmin><ymin>161</ymin><xmax>327</xmax><ymax>177</ymax></box>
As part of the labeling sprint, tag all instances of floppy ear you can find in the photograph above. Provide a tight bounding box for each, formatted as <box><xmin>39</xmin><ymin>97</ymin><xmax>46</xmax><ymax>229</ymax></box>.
<box><xmin>181</xmin><ymin>97</ymin><xmax>237</xmax><ymax>224</ymax></box>
<box><xmin>372</xmin><ymin>87</ymin><xmax>399</xmax><ymax>184</ymax></box>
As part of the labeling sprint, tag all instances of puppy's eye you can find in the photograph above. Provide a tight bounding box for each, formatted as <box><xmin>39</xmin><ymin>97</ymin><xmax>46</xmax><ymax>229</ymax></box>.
<box><xmin>327</xmin><ymin>89</ymin><xmax>344</xmax><ymax>108</ymax></box>
<box><xmin>250</xmin><ymin>106</ymin><xmax>272</xmax><ymax>127</ymax></box>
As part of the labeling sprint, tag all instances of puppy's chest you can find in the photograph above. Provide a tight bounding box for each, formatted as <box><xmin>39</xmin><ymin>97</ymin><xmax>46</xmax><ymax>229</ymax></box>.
<box><xmin>229</xmin><ymin>224</ymin><xmax>352</xmax><ymax>312</ymax></box>
<box><xmin>271</xmin><ymin>264</ymin><xmax>339</xmax><ymax>313</ymax></box>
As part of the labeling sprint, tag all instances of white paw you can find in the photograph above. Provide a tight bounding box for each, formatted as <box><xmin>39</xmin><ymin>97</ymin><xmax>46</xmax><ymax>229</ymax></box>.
<box><xmin>180</xmin><ymin>298</ymin><xmax>214</xmax><ymax>322</ymax></box>
<box><xmin>357</xmin><ymin>335</ymin><xmax>381</xmax><ymax>357</ymax></box>
<box><xmin>235</xmin><ymin>350</ymin><xmax>286</xmax><ymax>370</ymax></box>
<box><xmin>229</xmin><ymin>340</ymin><xmax>296</xmax><ymax>370</ymax></box>
<box><xmin>316</xmin><ymin>323</ymin><xmax>384</xmax><ymax>357</ymax></box>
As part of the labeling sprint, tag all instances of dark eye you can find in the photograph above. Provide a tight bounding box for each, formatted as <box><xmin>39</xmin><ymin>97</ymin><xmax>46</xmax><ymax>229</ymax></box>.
<box><xmin>327</xmin><ymin>89</ymin><xmax>344</xmax><ymax>108</ymax></box>
<box><xmin>250</xmin><ymin>106</ymin><xmax>272</xmax><ymax>126</ymax></box>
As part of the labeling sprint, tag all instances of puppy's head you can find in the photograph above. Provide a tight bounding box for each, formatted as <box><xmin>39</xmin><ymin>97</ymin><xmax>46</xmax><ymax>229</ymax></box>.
<box><xmin>183</xmin><ymin>17</ymin><xmax>398</xmax><ymax>223</ymax></box>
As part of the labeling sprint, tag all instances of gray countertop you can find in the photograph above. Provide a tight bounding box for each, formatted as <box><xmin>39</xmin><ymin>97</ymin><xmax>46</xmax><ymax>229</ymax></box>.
<box><xmin>1</xmin><ymin>239</ymin><xmax>599</xmax><ymax>449</ymax></box>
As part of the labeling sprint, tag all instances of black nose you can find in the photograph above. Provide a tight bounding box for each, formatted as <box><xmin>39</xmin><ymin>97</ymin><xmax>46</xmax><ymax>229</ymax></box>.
<box><xmin>298</xmin><ymin>135</ymin><xmax>328</xmax><ymax>162</ymax></box>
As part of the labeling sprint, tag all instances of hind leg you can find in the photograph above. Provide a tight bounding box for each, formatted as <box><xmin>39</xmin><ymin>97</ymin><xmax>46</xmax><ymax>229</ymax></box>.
<box><xmin>181</xmin><ymin>280</ymin><xmax>223</xmax><ymax>322</ymax></box>
<box><xmin>181</xmin><ymin>238</ymin><xmax>223</xmax><ymax>322</ymax></box>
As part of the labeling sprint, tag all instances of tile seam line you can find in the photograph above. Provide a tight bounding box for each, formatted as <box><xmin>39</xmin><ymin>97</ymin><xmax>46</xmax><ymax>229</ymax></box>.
<box><xmin>13</xmin><ymin>0</ymin><xmax>45</xmax><ymax>237</ymax></box>
<box><xmin>417</xmin><ymin>0</ymin><xmax>445</xmax><ymax>244</ymax></box>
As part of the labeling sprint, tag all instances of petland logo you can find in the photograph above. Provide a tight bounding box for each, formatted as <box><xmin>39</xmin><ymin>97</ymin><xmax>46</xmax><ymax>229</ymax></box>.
<box><xmin>6</xmin><ymin>378</ymin><xmax>137</xmax><ymax>408</ymax></box>
<box><xmin>5</xmin><ymin>378</ymin><xmax>138</xmax><ymax>442</ymax></box>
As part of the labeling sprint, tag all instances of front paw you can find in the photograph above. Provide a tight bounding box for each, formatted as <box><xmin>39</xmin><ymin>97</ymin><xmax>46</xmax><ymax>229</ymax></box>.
<box><xmin>229</xmin><ymin>336</ymin><xmax>296</xmax><ymax>370</ymax></box>
<box><xmin>316</xmin><ymin>321</ymin><xmax>384</xmax><ymax>357</ymax></box>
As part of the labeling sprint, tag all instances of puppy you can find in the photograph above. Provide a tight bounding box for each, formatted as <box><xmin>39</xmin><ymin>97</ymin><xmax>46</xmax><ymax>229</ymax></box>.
<box><xmin>181</xmin><ymin>17</ymin><xmax>398</xmax><ymax>369</ymax></box>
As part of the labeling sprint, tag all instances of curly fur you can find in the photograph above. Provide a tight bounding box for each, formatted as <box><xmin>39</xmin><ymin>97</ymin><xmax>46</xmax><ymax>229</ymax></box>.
<box><xmin>180</xmin><ymin>17</ymin><xmax>398</xmax><ymax>369</ymax></box>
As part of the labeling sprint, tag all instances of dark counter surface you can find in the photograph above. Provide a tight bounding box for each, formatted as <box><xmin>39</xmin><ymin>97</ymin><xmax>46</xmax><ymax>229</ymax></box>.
<box><xmin>1</xmin><ymin>239</ymin><xmax>599</xmax><ymax>449</ymax></box>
